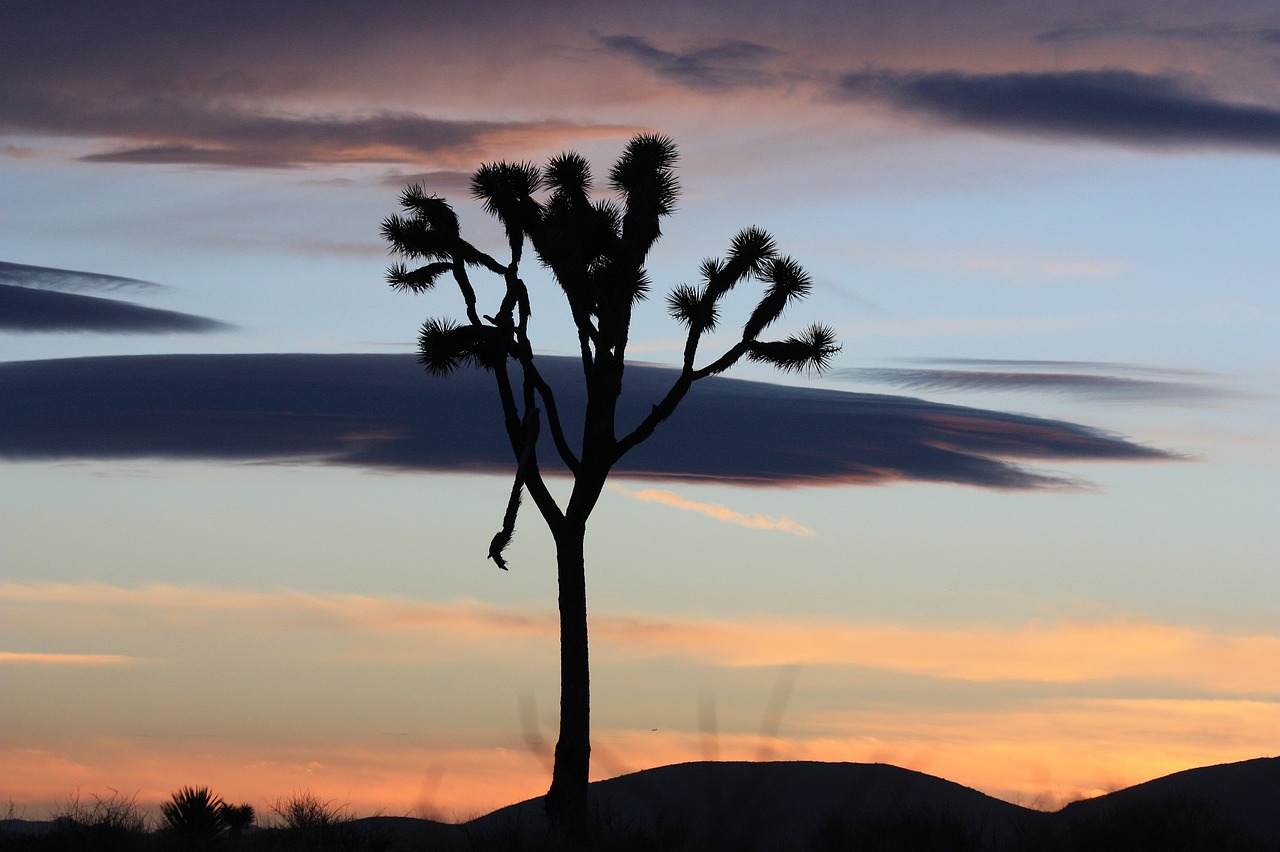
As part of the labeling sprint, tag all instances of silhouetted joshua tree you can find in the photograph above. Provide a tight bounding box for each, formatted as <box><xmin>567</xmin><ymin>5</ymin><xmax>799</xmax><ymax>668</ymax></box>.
<box><xmin>381</xmin><ymin>134</ymin><xmax>838</xmax><ymax>836</ymax></box>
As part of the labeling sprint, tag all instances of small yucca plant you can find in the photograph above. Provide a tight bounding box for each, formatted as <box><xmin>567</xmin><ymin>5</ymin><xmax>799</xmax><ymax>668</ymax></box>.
<box><xmin>161</xmin><ymin>785</ymin><xmax>225</xmax><ymax>848</ymax></box>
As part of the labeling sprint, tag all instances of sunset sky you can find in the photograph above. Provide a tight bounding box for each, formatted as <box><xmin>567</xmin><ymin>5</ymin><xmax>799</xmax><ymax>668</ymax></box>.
<box><xmin>2</xmin><ymin>0</ymin><xmax>1279</xmax><ymax>821</ymax></box>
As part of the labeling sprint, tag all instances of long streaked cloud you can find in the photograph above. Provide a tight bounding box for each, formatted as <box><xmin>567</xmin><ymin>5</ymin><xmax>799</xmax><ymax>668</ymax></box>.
<box><xmin>0</xmin><ymin>353</ymin><xmax>1175</xmax><ymax>488</ymax></box>
<box><xmin>4</xmin><ymin>97</ymin><xmax>634</xmax><ymax>169</ymax></box>
<box><xmin>842</xmin><ymin>360</ymin><xmax>1230</xmax><ymax>405</ymax></box>
<box><xmin>616</xmin><ymin>487</ymin><xmax>814</xmax><ymax>536</ymax></box>
<box><xmin>836</xmin><ymin>68</ymin><xmax>1280</xmax><ymax>150</ymax></box>
<box><xmin>70</xmin><ymin>113</ymin><xmax>635</xmax><ymax>169</ymax></box>
<box><xmin>0</xmin><ymin>651</ymin><xmax>140</xmax><ymax>666</ymax></box>
<box><xmin>0</xmin><ymin>261</ymin><xmax>232</xmax><ymax>333</ymax></box>
<box><xmin>0</xmin><ymin>582</ymin><xmax>556</xmax><ymax>641</ymax></box>
<box><xmin>608</xmin><ymin>619</ymin><xmax>1280</xmax><ymax>693</ymax></box>
<box><xmin>1037</xmin><ymin>21</ymin><xmax>1280</xmax><ymax>48</ymax></box>
<box><xmin>0</xmin><ymin>283</ymin><xmax>232</xmax><ymax>333</ymax></box>
<box><xmin>8</xmin><ymin>581</ymin><xmax>1280</xmax><ymax>695</ymax></box>
<box><xmin>0</xmin><ymin>260</ymin><xmax>165</xmax><ymax>295</ymax></box>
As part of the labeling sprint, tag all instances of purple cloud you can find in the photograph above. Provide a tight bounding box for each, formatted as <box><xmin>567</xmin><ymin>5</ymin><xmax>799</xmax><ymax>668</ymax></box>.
<box><xmin>597</xmin><ymin>34</ymin><xmax>782</xmax><ymax>89</ymax></box>
<box><xmin>0</xmin><ymin>353</ymin><xmax>1177</xmax><ymax>489</ymax></box>
<box><xmin>837</xmin><ymin>68</ymin><xmax>1280</xmax><ymax>150</ymax></box>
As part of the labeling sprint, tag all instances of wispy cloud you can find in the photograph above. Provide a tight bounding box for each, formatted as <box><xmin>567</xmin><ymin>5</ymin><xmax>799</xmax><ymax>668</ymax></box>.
<box><xmin>9</xmin><ymin>581</ymin><xmax>1280</xmax><ymax>695</ymax></box>
<box><xmin>0</xmin><ymin>651</ymin><xmax>140</xmax><ymax>666</ymax></box>
<box><xmin>843</xmin><ymin>361</ymin><xmax>1231</xmax><ymax>405</ymax></box>
<box><xmin>1037</xmin><ymin>21</ymin><xmax>1280</xmax><ymax>48</ymax></box>
<box><xmin>0</xmin><ymin>3</ymin><xmax>643</xmax><ymax>170</ymax></box>
<box><xmin>593</xmin><ymin>614</ymin><xmax>1280</xmax><ymax>695</ymax></box>
<box><xmin>67</xmin><ymin>112</ymin><xmax>635</xmax><ymax>169</ymax></box>
<box><xmin>0</xmin><ymin>260</ymin><xmax>165</xmax><ymax>295</ymax></box>
<box><xmin>615</xmin><ymin>487</ymin><xmax>814</xmax><ymax>536</ymax></box>
<box><xmin>597</xmin><ymin>34</ymin><xmax>782</xmax><ymax>90</ymax></box>
<box><xmin>0</xmin><ymin>582</ymin><xmax>555</xmax><ymax>641</ymax></box>
<box><xmin>0</xmin><ymin>354</ymin><xmax>1176</xmax><ymax>489</ymax></box>
<box><xmin>837</xmin><ymin>68</ymin><xmax>1280</xmax><ymax>150</ymax></box>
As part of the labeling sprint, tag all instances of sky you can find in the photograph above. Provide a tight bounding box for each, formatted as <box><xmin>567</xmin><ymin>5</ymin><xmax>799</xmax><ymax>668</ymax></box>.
<box><xmin>2</xmin><ymin>0</ymin><xmax>1278</xmax><ymax>821</ymax></box>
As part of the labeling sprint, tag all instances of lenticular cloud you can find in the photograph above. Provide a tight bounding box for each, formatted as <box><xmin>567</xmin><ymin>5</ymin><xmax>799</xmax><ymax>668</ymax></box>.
<box><xmin>0</xmin><ymin>353</ymin><xmax>1176</xmax><ymax>488</ymax></box>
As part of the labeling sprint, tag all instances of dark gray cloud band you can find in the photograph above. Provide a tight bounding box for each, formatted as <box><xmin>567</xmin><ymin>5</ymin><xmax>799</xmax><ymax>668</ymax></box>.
<box><xmin>597</xmin><ymin>35</ymin><xmax>781</xmax><ymax>90</ymax></box>
<box><xmin>0</xmin><ymin>262</ymin><xmax>230</xmax><ymax>333</ymax></box>
<box><xmin>0</xmin><ymin>284</ymin><xmax>230</xmax><ymax>333</ymax></box>
<box><xmin>837</xmin><ymin>68</ymin><xmax>1280</xmax><ymax>150</ymax></box>
<box><xmin>0</xmin><ymin>354</ymin><xmax>1176</xmax><ymax>489</ymax></box>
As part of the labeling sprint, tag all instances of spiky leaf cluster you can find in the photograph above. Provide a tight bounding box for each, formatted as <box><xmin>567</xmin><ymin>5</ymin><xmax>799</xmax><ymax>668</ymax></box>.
<box><xmin>381</xmin><ymin>186</ymin><xmax>458</xmax><ymax>259</ymax></box>
<box><xmin>743</xmin><ymin>255</ymin><xmax>813</xmax><ymax>340</ymax></box>
<box><xmin>606</xmin><ymin>135</ymin><xmax>679</xmax><ymax>269</ymax></box>
<box><xmin>418</xmin><ymin>318</ymin><xmax>503</xmax><ymax>376</ymax></box>
<box><xmin>381</xmin><ymin>185</ymin><xmax>494</xmax><ymax>279</ymax></box>
<box><xmin>386</xmin><ymin>260</ymin><xmax>453</xmax><ymax>293</ymax></box>
<box><xmin>666</xmin><ymin>282</ymin><xmax>718</xmax><ymax>333</ymax></box>
<box><xmin>161</xmin><ymin>786</ymin><xmax>226</xmax><ymax>846</ymax></box>
<box><xmin>747</xmin><ymin>323</ymin><xmax>840</xmax><ymax>374</ymax></box>
<box><xmin>471</xmin><ymin>162</ymin><xmax>542</xmax><ymax>259</ymax></box>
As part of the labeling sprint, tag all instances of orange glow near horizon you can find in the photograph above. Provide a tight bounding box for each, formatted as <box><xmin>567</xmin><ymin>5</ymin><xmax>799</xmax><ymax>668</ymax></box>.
<box><xmin>7</xmin><ymin>701</ymin><xmax>1269</xmax><ymax>818</ymax></box>
<box><xmin>5</xmin><ymin>695</ymin><xmax>1278</xmax><ymax>822</ymax></box>
<box><xmin>6</xmin><ymin>581</ymin><xmax>1280</xmax><ymax>821</ymax></box>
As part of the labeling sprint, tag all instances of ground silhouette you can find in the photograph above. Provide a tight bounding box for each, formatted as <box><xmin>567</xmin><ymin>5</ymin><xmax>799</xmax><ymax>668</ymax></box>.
<box><xmin>6</xmin><ymin>757</ymin><xmax>1279</xmax><ymax>851</ymax></box>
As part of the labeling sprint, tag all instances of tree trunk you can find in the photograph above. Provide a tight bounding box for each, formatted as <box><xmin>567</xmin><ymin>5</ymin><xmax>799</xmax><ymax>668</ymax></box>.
<box><xmin>544</xmin><ymin>522</ymin><xmax>590</xmax><ymax>838</ymax></box>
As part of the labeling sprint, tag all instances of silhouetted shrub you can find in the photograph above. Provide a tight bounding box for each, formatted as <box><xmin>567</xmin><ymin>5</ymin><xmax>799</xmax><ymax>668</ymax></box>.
<box><xmin>257</xmin><ymin>792</ymin><xmax>384</xmax><ymax>851</ymax></box>
<box><xmin>43</xmin><ymin>791</ymin><xmax>149</xmax><ymax>852</ymax></box>
<box><xmin>216</xmin><ymin>804</ymin><xmax>254</xmax><ymax>847</ymax></box>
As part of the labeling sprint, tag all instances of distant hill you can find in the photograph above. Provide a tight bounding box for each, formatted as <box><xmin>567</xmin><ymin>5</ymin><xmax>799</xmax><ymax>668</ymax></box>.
<box><xmin>1057</xmin><ymin>756</ymin><xmax>1280</xmax><ymax>849</ymax></box>
<box><xmin>467</xmin><ymin>760</ymin><xmax>1042</xmax><ymax>849</ymax></box>
<box><xmin>463</xmin><ymin>758</ymin><xmax>1280</xmax><ymax>851</ymax></box>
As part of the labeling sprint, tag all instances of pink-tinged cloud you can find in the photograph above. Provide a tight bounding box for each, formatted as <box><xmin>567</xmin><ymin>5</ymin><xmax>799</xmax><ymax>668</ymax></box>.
<box><xmin>616</xmin><ymin>487</ymin><xmax>815</xmax><ymax>536</ymax></box>
<box><xmin>0</xmin><ymin>582</ymin><xmax>556</xmax><ymax>644</ymax></box>
<box><xmin>591</xmin><ymin>617</ymin><xmax>1280</xmax><ymax>694</ymax></box>
<box><xmin>5</xmin><ymin>2</ymin><xmax>1279</xmax><ymax>173</ymax></box>
<box><xmin>0</xmin><ymin>651</ymin><xmax>140</xmax><ymax>666</ymax></box>
<box><xmin>71</xmin><ymin>116</ymin><xmax>642</xmax><ymax>170</ymax></box>
<box><xmin>9</xmin><ymin>582</ymin><xmax>1280</xmax><ymax>694</ymax></box>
